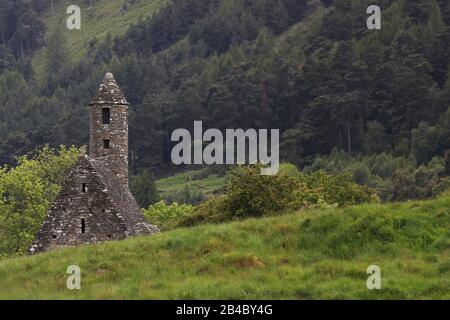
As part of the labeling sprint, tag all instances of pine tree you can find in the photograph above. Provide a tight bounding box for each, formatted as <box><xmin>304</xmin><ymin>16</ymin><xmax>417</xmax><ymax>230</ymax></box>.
<box><xmin>130</xmin><ymin>93</ymin><xmax>166</xmax><ymax>170</ymax></box>
<box><xmin>426</xmin><ymin>2</ymin><xmax>450</xmax><ymax>87</ymax></box>
<box><xmin>45</xmin><ymin>26</ymin><xmax>68</xmax><ymax>92</ymax></box>
<box><xmin>130</xmin><ymin>169</ymin><xmax>159</xmax><ymax>208</ymax></box>
<box><xmin>444</xmin><ymin>150</ymin><xmax>450</xmax><ymax>177</ymax></box>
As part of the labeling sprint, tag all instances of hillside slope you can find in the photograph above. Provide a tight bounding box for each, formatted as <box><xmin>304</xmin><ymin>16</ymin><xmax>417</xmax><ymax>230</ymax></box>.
<box><xmin>32</xmin><ymin>0</ymin><xmax>168</xmax><ymax>77</ymax></box>
<box><xmin>0</xmin><ymin>196</ymin><xmax>448</xmax><ymax>299</ymax></box>
<box><xmin>156</xmin><ymin>168</ymin><xmax>227</xmax><ymax>201</ymax></box>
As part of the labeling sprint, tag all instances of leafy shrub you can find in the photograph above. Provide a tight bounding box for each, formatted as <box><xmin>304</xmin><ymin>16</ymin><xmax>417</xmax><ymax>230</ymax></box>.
<box><xmin>143</xmin><ymin>201</ymin><xmax>194</xmax><ymax>231</ymax></box>
<box><xmin>178</xmin><ymin>165</ymin><xmax>376</xmax><ymax>227</ymax></box>
<box><xmin>305</xmin><ymin>149</ymin><xmax>446</xmax><ymax>202</ymax></box>
<box><xmin>301</xmin><ymin>171</ymin><xmax>377</xmax><ymax>207</ymax></box>
<box><xmin>432</xmin><ymin>177</ymin><xmax>450</xmax><ymax>197</ymax></box>
<box><xmin>162</xmin><ymin>186</ymin><xmax>207</xmax><ymax>205</ymax></box>
<box><xmin>223</xmin><ymin>166</ymin><xmax>302</xmax><ymax>218</ymax></box>
<box><xmin>180</xmin><ymin>195</ymin><xmax>228</xmax><ymax>227</ymax></box>
<box><xmin>351</xmin><ymin>163</ymin><xmax>371</xmax><ymax>185</ymax></box>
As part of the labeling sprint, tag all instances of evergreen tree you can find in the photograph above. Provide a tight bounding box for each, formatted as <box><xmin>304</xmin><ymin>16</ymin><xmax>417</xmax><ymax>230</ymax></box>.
<box><xmin>45</xmin><ymin>26</ymin><xmax>68</xmax><ymax>93</ymax></box>
<box><xmin>130</xmin><ymin>169</ymin><xmax>159</xmax><ymax>208</ymax></box>
<box><xmin>444</xmin><ymin>150</ymin><xmax>450</xmax><ymax>177</ymax></box>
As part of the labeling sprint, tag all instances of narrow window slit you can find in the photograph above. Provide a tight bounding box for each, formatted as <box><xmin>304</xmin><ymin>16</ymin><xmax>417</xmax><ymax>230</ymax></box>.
<box><xmin>81</xmin><ymin>218</ymin><xmax>86</xmax><ymax>234</ymax></box>
<box><xmin>102</xmin><ymin>108</ymin><xmax>110</xmax><ymax>124</ymax></box>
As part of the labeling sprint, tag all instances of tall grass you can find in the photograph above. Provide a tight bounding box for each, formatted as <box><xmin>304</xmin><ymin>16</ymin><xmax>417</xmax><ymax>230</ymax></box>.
<box><xmin>0</xmin><ymin>196</ymin><xmax>448</xmax><ymax>299</ymax></box>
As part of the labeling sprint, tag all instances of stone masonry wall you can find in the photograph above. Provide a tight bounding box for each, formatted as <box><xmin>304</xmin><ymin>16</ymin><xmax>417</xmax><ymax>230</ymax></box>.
<box><xmin>90</xmin><ymin>103</ymin><xmax>129</xmax><ymax>185</ymax></box>
<box><xmin>30</xmin><ymin>158</ymin><xmax>128</xmax><ymax>253</ymax></box>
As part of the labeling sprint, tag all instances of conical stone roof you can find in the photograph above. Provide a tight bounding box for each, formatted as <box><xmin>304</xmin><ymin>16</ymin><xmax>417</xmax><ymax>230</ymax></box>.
<box><xmin>90</xmin><ymin>72</ymin><xmax>129</xmax><ymax>105</ymax></box>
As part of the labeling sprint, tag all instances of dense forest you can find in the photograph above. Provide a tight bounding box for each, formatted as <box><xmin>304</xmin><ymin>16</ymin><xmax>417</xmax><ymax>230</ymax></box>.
<box><xmin>0</xmin><ymin>0</ymin><xmax>449</xmax><ymax>199</ymax></box>
<box><xmin>1</xmin><ymin>0</ymin><xmax>450</xmax><ymax>257</ymax></box>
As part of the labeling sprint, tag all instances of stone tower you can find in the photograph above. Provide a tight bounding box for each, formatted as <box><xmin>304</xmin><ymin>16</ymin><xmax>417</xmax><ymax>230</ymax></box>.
<box><xmin>29</xmin><ymin>73</ymin><xmax>159</xmax><ymax>254</ymax></box>
<box><xmin>90</xmin><ymin>72</ymin><xmax>130</xmax><ymax>185</ymax></box>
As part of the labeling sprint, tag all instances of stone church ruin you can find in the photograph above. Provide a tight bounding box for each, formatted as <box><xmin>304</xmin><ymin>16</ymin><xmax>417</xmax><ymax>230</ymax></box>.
<box><xmin>29</xmin><ymin>73</ymin><xmax>159</xmax><ymax>254</ymax></box>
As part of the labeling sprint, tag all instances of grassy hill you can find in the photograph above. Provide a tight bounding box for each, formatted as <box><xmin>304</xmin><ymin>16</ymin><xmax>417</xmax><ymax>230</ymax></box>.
<box><xmin>32</xmin><ymin>0</ymin><xmax>168</xmax><ymax>78</ymax></box>
<box><xmin>0</xmin><ymin>195</ymin><xmax>448</xmax><ymax>299</ymax></box>
<box><xmin>156</xmin><ymin>168</ymin><xmax>227</xmax><ymax>200</ymax></box>
<box><xmin>32</xmin><ymin>0</ymin><xmax>326</xmax><ymax>82</ymax></box>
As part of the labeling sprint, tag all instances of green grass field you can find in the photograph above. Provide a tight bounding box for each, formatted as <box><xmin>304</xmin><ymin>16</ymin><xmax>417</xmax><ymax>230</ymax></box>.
<box><xmin>156</xmin><ymin>168</ymin><xmax>228</xmax><ymax>199</ymax></box>
<box><xmin>33</xmin><ymin>0</ymin><xmax>168</xmax><ymax>78</ymax></box>
<box><xmin>0</xmin><ymin>195</ymin><xmax>448</xmax><ymax>299</ymax></box>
